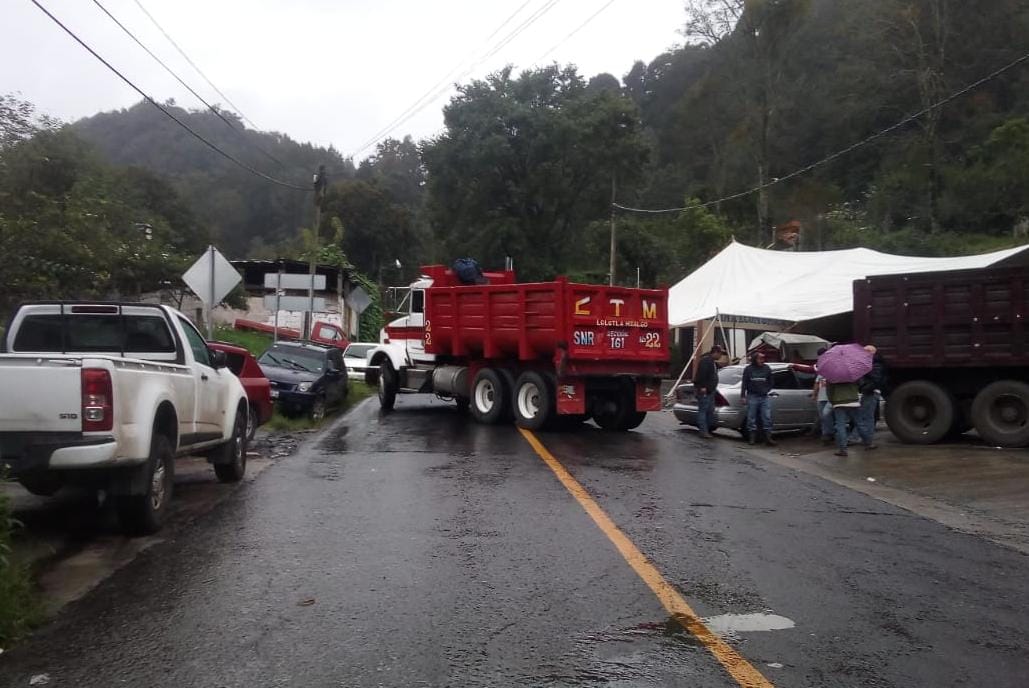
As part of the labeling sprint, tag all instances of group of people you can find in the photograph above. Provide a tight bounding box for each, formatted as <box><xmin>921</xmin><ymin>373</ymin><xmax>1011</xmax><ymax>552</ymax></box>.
<box><xmin>692</xmin><ymin>342</ymin><xmax>887</xmax><ymax>457</ymax></box>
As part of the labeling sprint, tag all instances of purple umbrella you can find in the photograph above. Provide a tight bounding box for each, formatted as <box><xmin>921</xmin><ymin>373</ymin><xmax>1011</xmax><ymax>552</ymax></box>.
<box><xmin>817</xmin><ymin>344</ymin><xmax>873</xmax><ymax>383</ymax></box>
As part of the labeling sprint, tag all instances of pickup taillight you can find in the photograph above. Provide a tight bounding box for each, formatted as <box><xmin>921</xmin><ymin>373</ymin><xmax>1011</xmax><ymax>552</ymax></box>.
<box><xmin>82</xmin><ymin>368</ymin><xmax>113</xmax><ymax>432</ymax></box>
<box><xmin>714</xmin><ymin>391</ymin><xmax>730</xmax><ymax>407</ymax></box>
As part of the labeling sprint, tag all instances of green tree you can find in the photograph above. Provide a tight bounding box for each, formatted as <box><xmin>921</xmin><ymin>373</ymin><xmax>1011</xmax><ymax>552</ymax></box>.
<box><xmin>423</xmin><ymin>65</ymin><xmax>649</xmax><ymax>280</ymax></box>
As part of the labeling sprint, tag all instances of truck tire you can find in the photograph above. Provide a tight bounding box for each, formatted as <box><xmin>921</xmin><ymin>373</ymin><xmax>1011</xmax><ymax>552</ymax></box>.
<box><xmin>971</xmin><ymin>380</ymin><xmax>1029</xmax><ymax>448</ymax></box>
<box><xmin>378</xmin><ymin>361</ymin><xmax>398</xmax><ymax>412</ymax></box>
<box><xmin>623</xmin><ymin>411</ymin><xmax>647</xmax><ymax>431</ymax></box>
<box><xmin>885</xmin><ymin>380</ymin><xmax>954</xmax><ymax>444</ymax></box>
<box><xmin>213</xmin><ymin>405</ymin><xmax>248</xmax><ymax>483</ymax></box>
<box><xmin>593</xmin><ymin>390</ymin><xmax>633</xmax><ymax>431</ymax></box>
<box><xmin>513</xmin><ymin>371</ymin><xmax>555</xmax><ymax>430</ymax></box>
<box><xmin>117</xmin><ymin>434</ymin><xmax>174</xmax><ymax>536</ymax></box>
<box><xmin>470</xmin><ymin>368</ymin><xmax>508</xmax><ymax>425</ymax></box>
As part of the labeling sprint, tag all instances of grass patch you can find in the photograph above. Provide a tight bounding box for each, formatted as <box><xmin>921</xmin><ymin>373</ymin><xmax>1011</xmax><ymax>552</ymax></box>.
<box><xmin>0</xmin><ymin>483</ymin><xmax>42</xmax><ymax>645</ymax></box>
<box><xmin>211</xmin><ymin>326</ymin><xmax>273</xmax><ymax>357</ymax></box>
<box><xmin>264</xmin><ymin>382</ymin><xmax>374</xmax><ymax>432</ymax></box>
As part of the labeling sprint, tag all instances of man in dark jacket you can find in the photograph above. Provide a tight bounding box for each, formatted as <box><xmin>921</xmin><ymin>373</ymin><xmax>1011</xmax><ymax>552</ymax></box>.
<box><xmin>741</xmin><ymin>351</ymin><xmax>776</xmax><ymax>446</ymax></box>
<box><xmin>857</xmin><ymin>346</ymin><xmax>886</xmax><ymax>448</ymax></box>
<box><xmin>694</xmin><ymin>345</ymin><xmax>723</xmax><ymax>438</ymax></box>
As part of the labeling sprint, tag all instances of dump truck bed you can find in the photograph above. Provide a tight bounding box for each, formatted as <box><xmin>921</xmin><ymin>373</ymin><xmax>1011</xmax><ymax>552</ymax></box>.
<box><xmin>853</xmin><ymin>265</ymin><xmax>1029</xmax><ymax>368</ymax></box>
<box><xmin>425</xmin><ymin>277</ymin><xmax>669</xmax><ymax>374</ymax></box>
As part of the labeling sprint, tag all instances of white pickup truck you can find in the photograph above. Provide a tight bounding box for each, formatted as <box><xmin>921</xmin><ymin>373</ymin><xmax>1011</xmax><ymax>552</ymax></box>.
<box><xmin>0</xmin><ymin>303</ymin><xmax>250</xmax><ymax>534</ymax></box>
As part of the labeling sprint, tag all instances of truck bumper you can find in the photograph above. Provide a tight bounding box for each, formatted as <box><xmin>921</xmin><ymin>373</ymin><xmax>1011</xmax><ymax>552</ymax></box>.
<box><xmin>0</xmin><ymin>433</ymin><xmax>138</xmax><ymax>475</ymax></box>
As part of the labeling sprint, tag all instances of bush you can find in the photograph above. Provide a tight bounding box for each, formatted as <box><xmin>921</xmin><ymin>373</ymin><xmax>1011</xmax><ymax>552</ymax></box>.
<box><xmin>0</xmin><ymin>481</ymin><xmax>40</xmax><ymax>644</ymax></box>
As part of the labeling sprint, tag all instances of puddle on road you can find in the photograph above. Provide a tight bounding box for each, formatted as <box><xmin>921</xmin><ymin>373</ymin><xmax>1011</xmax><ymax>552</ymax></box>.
<box><xmin>703</xmin><ymin>613</ymin><xmax>795</xmax><ymax>635</ymax></box>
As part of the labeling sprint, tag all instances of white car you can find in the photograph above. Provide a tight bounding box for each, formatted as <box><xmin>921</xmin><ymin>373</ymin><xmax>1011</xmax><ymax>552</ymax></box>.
<box><xmin>343</xmin><ymin>342</ymin><xmax>377</xmax><ymax>383</ymax></box>
<box><xmin>0</xmin><ymin>302</ymin><xmax>250</xmax><ymax>534</ymax></box>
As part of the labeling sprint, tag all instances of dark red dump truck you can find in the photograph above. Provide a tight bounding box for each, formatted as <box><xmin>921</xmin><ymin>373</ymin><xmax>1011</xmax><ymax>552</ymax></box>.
<box><xmin>368</xmin><ymin>265</ymin><xmax>669</xmax><ymax>430</ymax></box>
<box><xmin>854</xmin><ymin>265</ymin><xmax>1029</xmax><ymax>447</ymax></box>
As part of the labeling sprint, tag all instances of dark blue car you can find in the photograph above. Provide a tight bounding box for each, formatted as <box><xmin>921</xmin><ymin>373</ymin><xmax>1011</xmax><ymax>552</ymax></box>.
<box><xmin>258</xmin><ymin>341</ymin><xmax>348</xmax><ymax>420</ymax></box>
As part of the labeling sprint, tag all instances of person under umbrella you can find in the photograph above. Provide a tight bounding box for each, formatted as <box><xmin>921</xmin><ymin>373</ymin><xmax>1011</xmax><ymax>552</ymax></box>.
<box><xmin>818</xmin><ymin>343</ymin><xmax>877</xmax><ymax>457</ymax></box>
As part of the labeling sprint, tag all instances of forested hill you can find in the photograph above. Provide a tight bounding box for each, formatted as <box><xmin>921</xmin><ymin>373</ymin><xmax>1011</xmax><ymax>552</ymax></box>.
<box><xmin>73</xmin><ymin>101</ymin><xmax>355</xmax><ymax>257</ymax></box>
<box><xmin>9</xmin><ymin>0</ymin><xmax>1029</xmax><ymax>295</ymax></box>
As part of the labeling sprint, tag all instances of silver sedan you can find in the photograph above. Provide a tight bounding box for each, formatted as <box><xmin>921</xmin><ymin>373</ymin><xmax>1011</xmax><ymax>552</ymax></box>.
<box><xmin>672</xmin><ymin>363</ymin><xmax>818</xmax><ymax>437</ymax></box>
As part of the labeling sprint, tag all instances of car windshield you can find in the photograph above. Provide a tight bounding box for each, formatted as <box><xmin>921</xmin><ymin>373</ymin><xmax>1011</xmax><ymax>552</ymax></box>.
<box><xmin>345</xmin><ymin>344</ymin><xmax>375</xmax><ymax>358</ymax></box>
<box><xmin>718</xmin><ymin>367</ymin><xmax>744</xmax><ymax>386</ymax></box>
<box><xmin>259</xmin><ymin>346</ymin><xmax>325</xmax><ymax>373</ymax></box>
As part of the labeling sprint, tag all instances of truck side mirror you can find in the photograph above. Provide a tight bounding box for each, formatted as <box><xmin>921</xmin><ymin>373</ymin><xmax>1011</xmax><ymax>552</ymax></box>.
<box><xmin>209</xmin><ymin>349</ymin><xmax>228</xmax><ymax>369</ymax></box>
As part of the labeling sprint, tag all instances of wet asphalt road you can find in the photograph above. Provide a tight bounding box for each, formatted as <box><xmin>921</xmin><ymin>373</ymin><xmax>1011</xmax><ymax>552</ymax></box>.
<box><xmin>3</xmin><ymin>396</ymin><xmax>1029</xmax><ymax>687</ymax></box>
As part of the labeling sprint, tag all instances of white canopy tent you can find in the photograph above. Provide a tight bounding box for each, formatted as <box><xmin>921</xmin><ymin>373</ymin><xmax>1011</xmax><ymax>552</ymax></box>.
<box><xmin>669</xmin><ymin>241</ymin><xmax>1029</xmax><ymax>328</ymax></box>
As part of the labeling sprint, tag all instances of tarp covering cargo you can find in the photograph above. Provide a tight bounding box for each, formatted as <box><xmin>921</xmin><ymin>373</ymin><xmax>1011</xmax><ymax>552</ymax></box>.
<box><xmin>668</xmin><ymin>241</ymin><xmax>1029</xmax><ymax>327</ymax></box>
<box><xmin>748</xmin><ymin>332</ymin><xmax>831</xmax><ymax>361</ymax></box>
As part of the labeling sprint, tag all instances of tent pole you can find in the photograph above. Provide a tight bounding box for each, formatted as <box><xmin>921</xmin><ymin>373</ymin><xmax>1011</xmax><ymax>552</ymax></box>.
<box><xmin>716</xmin><ymin>309</ymin><xmax>730</xmax><ymax>360</ymax></box>
<box><xmin>665</xmin><ymin>315</ymin><xmax>722</xmax><ymax>398</ymax></box>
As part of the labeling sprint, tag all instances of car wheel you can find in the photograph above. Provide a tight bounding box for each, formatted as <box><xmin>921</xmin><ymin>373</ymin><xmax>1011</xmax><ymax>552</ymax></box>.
<box><xmin>310</xmin><ymin>395</ymin><xmax>327</xmax><ymax>422</ymax></box>
<box><xmin>246</xmin><ymin>402</ymin><xmax>259</xmax><ymax>443</ymax></box>
<box><xmin>116</xmin><ymin>433</ymin><xmax>174</xmax><ymax>536</ymax></box>
<box><xmin>213</xmin><ymin>405</ymin><xmax>248</xmax><ymax>483</ymax></box>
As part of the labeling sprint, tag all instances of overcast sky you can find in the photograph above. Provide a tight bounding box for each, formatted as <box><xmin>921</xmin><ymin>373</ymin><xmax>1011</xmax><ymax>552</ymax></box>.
<box><xmin>2</xmin><ymin>0</ymin><xmax>685</xmax><ymax>160</ymax></box>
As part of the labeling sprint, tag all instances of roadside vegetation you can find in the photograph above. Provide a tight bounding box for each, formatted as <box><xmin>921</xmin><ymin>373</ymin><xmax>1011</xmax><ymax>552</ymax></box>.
<box><xmin>0</xmin><ymin>479</ymin><xmax>41</xmax><ymax>645</ymax></box>
<box><xmin>211</xmin><ymin>326</ymin><xmax>272</xmax><ymax>357</ymax></box>
<box><xmin>264</xmin><ymin>381</ymin><xmax>374</xmax><ymax>432</ymax></box>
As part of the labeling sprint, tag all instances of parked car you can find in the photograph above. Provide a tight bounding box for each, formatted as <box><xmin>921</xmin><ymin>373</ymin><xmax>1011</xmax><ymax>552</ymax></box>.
<box><xmin>343</xmin><ymin>342</ymin><xmax>377</xmax><ymax>383</ymax></box>
<box><xmin>673</xmin><ymin>363</ymin><xmax>818</xmax><ymax>437</ymax></box>
<box><xmin>0</xmin><ymin>302</ymin><xmax>249</xmax><ymax>534</ymax></box>
<box><xmin>257</xmin><ymin>341</ymin><xmax>348</xmax><ymax>420</ymax></box>
<box><xmin>209</xmin><ymin>341</ymin><xmax>273</xmax><ymax>441</ymax></box>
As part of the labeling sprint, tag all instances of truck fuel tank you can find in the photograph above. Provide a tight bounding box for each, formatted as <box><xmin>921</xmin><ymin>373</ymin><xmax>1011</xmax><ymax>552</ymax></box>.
<box><xmin>431</xmin><ymin>366</ymin><xmax>468</xmax><ymax>396</ymax></box>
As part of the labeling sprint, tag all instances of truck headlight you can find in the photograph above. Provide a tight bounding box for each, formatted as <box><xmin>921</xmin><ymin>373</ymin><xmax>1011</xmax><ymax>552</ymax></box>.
<box><xmin>297</xmin><ymin>382</ymin><xmax>312</xmax><ymax>392</ymax></box>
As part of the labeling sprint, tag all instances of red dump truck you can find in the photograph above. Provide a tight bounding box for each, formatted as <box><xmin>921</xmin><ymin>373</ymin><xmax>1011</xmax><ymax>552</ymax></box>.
<box><xmin>367</xmin><ymin>265</ymin><xmax>669</xmax><ymax>430</ymax></box>
<box><xmin>854</xmin><ymin>265</ymin><xmax>1029</xmax><ymax>447</ymax></box>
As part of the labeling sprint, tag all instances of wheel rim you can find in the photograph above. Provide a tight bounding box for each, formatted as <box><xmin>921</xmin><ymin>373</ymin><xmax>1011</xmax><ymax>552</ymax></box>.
<box><xmin>904</xmin><ymin>396</ymin><xmax>933</xmax><ymax>427</ymax></box>
<box><xmin>474</xmin><ymin>378</ymin><xmax>496</xmax><ymax>413</ymax></box>
<box><xmin>312</xmin><ymin>400</ymin><xmax>325</xmax><ymax>421</ymax></box>
<box><xmin>990</xmin><ymin>393</ymin><xmax>1028</xmax><ymax>430</ymax></box>
<box><xmin>234</xmin><ymin>413</ymin><xmax>244</xmax><ymax>461</ymax></box>
<box><xmin>246</xmin><ymin>406</ymin><xmax>256</xmax><ymax>439</ymax></box>
<box><xmin>150</xmin><ymin>455</ymin><xmax>166</xmax><ymax>510</ymax></box>
<box><xmin>517</xmin><ymin>382</ymin><xmax>541</xmax><ymax>420</ymax></box>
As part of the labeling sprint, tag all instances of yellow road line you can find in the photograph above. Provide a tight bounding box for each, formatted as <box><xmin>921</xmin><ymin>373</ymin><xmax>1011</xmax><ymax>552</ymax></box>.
<box><xmin>518</xmin><ymin>427</ymin><xmax>775</xmax><ymax>688</ymax></box>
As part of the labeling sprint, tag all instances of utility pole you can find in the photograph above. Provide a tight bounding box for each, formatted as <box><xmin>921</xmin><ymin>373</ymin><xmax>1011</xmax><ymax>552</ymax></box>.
<box><xmin>608</xmin><ymin>172</ymin><xmax>617</xmax><ymax>286</ymax></box>
<box><xmin>307</xmin><ymin>164</ymin><xmax>327</xmax><ymax>339</ymax></box>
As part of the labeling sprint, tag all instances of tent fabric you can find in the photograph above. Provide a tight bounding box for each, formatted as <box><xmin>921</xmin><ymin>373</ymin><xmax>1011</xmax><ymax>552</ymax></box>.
<box><xmin>668</xmin><ymin>241</ymin><xmax>1029</xmax><ymax>328</ymax></box>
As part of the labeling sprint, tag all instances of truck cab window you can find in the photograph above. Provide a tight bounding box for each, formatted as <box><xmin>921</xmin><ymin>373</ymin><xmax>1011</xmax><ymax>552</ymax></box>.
<box><xmin>412</xmin><ymin>290</ymin><xmax>424</xmax><ymax>314</ymax></box>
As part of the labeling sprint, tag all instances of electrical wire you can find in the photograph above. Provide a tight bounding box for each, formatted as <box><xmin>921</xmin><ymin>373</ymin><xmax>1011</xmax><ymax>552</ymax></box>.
<box><xmin>613</xmin><ymin>50</ymin><xmax>1029</xmax><ymax>214</ymax></box>
<box><xmin>28</xmin><ymin>0</ymin><xmax>309</xmax><ymax>191</ymax></box>
<box><xmin>535</xmin><ymin>0</ymin><xmax>619</xmax><ymax>64</ymax></box>
<box><xmin>90</xmin><ymin>0</ymin><xmax>288</xmax><ymax>170</ymax></box>
<box><xmin>132</xmin><ymin>0</ymin><xmax>261</xmax><ymax>132</ymax></box>
<box><xmin>349</xmin><ymin>0</ymin><xmax>563</xmax><ymax>159</ymax></box>
<box><xmin>348</xmin><ymin>0</ymin><xmax>534</xmax><ymax>158</ymax></box>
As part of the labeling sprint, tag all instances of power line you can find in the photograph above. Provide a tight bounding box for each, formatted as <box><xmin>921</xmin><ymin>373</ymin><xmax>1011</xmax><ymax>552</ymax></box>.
<box><xmin>349</xmin><ymin>0</ymin><xmax>563</xmax><ymax>159</ymax></box>
<box><xmin>348</xmin><ymin>0</ymin><xmax>534</xmax><ymax>159</ymax></box>
<box><xmin>132</xmin><ymin>0</ymin><xmax>261</xmax><ymax>132</ymax></box>
<box><xmin>535</xmin><ymin>0</ymin><xmax>619</xmax><ymax>64</ymax></box>
<box><xmin>614</xmin><ymin>50</ymin><xmax>1029</xmax><ymax>215</ymax></box>
<box><xmin>90</xmin><ymin>0</ymin><xmax>288</xmax><ymax>170</ymax></box>
<box><xmin>28</xmin><ymin>0</ymin><xmax>309</xmax><ymax>191</ymax></box>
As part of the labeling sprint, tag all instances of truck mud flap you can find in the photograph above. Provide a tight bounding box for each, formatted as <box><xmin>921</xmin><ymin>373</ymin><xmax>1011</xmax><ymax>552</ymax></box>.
<box><xmin>556</xmin><ymin>380</ymin><xmax>586</xmax><ymax>415</ymax></box>
<box><xmin>635</xmin><ymin>379</ymin><xmax>662</xmax><ymax>412</ymax></box>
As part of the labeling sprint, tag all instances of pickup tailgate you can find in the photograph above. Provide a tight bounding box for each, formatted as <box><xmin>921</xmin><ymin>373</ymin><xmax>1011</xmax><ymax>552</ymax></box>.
<box><xmin>0</xmin><ymin>356</ymin><xmax>84</xmax><ymax>432</ymax></box>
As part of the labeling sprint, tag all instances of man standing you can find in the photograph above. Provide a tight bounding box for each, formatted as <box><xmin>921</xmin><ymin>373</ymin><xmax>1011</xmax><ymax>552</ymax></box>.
<box><xmin>695</xmin><ymin>344</ymin><xmax>723</xmax><ymax>439</ymax></box>
<box><xmin>741</xmin><ymin>351</ymin><xmax>776</xmax><ymax>446</ymax></box>
<box><xmin>828</xmin><ymin>380</ymin><xmax>875</xmax><ymax>457</ymax></box>
<box><xmin>857</xmin><ymin>346</ymin><xmax>886</xmax><ymax>448</ymax></box>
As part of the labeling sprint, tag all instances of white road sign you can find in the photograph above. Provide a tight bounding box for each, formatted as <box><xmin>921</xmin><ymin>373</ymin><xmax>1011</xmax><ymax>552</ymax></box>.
<box><xmin>348</xmin><ymin>286</ymin><xmax>372</xmax><ymax>314</ymax></box>
<box><xmin>263</xmin><ymin>273</ymin><xmax>326</xmax><ymax>290</ymax></box>
<box><xmin>183</xmin><ymin>247</ymin><xmax>241</xmax><ymax>306</ymax></box>
<box><xmin>264</xmin><ymin>295</ymin><xmax>326</xmax><ymax>311</ymax></box>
